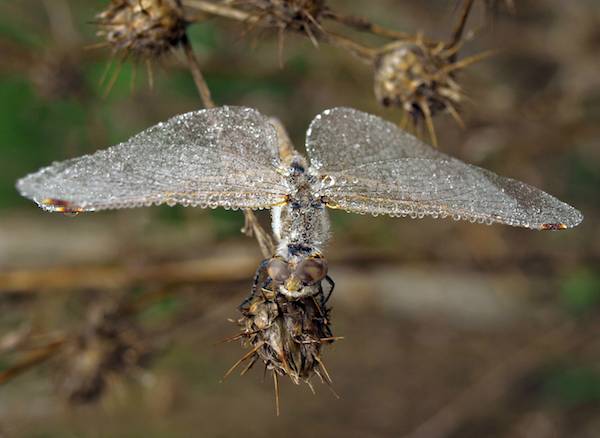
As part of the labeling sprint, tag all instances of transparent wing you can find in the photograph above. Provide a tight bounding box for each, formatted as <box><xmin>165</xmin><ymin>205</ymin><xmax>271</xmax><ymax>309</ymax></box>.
<box><xmin>306</xmin><ymin>107</ymin><xmax>582</xmax><ymax>230</ymax></box>
<box><xmin>17</xmin><ymin>106</ymin><xmax>289</xmax><ymax>213</ymax></box>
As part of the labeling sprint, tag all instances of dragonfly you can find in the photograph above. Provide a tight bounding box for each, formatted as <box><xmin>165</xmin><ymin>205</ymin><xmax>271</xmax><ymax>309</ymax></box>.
<box><xmin>16</xmin><ymin>106</ymin><xmax>583</xmax><ymax>299</ymax></box>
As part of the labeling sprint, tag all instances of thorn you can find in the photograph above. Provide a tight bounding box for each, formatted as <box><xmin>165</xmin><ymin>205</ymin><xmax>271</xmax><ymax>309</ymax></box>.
<box><xmin>84</xmin><ymin>42</ymin><xmax>110</xmax><ymax>51</ymax></box>
<box><xmin>315</xmin><ymin>356</ymin><xmax>333</xmax><ymax>384</ymax></box>
<box><xmin>221</xmin><ymin>342</ymin><xmax>263</xmax><ymax>382</ymax></box>
<box><xmin>273</xmin><ymin>371</ymin><xmax>281</xmax><ymax>416</ymax></box>
<box><xmin>319</xmin><ymin>336</ymin><xmax>345</xmax><ymax>343</ymax></box>
<box><xmin>130</xmin><ymin>62</ymin><xmax>137</xmax><ymax>94</ymax></box>
<box><xmin>445</xmin><ymin>102</ymin><xmax>465</xmax><ymax>129</ymax></box>
<box><xmin>240</xmin><ymin>355</ymin><xmax>258</xmax><ymax>376</ymax></box>
<box><xmin>146</xmin><ymin>58</ymin><xmax>154</xmax><ymax>90</ymax></box>
<box><xmin>442</xmin><ymin>50</ymin><xmax>498</xmax><ymax>75</ymax></box>
<box><xmin>99</xmin><ymin>58</ymin><xmax>113</xmax><ymax>87</ymax></box>
<box><xmin>419</xmin><ymin>100</ymin><xmax>438</xmax><ymax>147</ymax></box>
<box><xmin>277</xmin><ymin>26</ymin><xmax>285</xmax><ymax>69</ymax></box>
<box><xmin>103</xmin><ymin>60</ymin><xmax>123</xmax><ymax>98</ymax></box>
<box><xmin>212</xmin><ymin>332</ymin><xmax>249</xmax><ymax>346</ymax></box>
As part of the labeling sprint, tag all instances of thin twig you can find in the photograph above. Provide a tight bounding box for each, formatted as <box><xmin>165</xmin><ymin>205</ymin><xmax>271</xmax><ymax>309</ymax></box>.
<box><xmin>182</xmin><ymin>37</ymin><xmax>214</xmax><ymax>108</ymax></box>
<box><xmin>323</xmin><ymin>30</ymin><xmax>376</xmax><ymax>63</ymax></box>
<box><xmin>325</xmin><ymin>12</ymin><xmax>413</xmax><ymax>41</ymax></box>
<box><xmin>449</xmin><ymin>0</ymin><xmax>475</xmax><ymax>51</ymax></box>
<box><xmin>273</xmin><ymin>370</ymin><xmax>280</xmax><ymax>416</ymax></box>
<box><xmin>0</xmin><ymin>339</ymin><xmax>66</xmax><ymax>385</ymax></box>
<box><xmin>183</xmin><ymin>0</ymin><xmax>257</xmax><ymax>23</ymax></box>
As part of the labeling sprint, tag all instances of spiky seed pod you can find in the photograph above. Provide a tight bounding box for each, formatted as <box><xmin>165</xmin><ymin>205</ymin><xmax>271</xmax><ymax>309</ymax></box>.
<box><xmin>95</xmin><ymin>0</ymin><xmax>188</xmax><ymax>60</ymax></box>
<box><xmin>250</xmin><ymin>0</ymin><xmax>327</xmax><ymax>35</ymax></box>
<box><xmin>374</xmin><ymin>40</ymin><xmax>464</xmax><ymax>135</ymax></box>
<box><xmin>58</xmin><ymin>300</ymin><xmax>151</xmax><ymax>404</ymax></box>
<box><xmin>236</xmin><ymin>286</ymin><xmax>335</xmax><ymax>388</ymax></box>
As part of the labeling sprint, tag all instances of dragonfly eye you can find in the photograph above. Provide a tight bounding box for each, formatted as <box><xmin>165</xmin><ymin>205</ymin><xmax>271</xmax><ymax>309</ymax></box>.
<box><xmin>296</xmin><ymin>257</ymin><xmax>328</xmax><ymax>285</ymax></box>
<box><xmin>267</xmin><ymin>258</ymin><xmax>291</xmax><ymax>283</ymax></box>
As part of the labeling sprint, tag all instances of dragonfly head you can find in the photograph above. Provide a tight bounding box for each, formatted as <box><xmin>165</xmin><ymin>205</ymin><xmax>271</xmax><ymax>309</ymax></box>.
<box><xmin>267</xmin><ymin>255</ymin><xmax>328</xmax><ymax>298</ymax></box>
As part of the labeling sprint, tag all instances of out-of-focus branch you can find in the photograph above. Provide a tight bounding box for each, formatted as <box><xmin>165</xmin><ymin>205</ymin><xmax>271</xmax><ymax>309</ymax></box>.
<box><xmin>323</xmin><ymin>11</ymin><xmax>413</xmax><ymax>41</ymax></box>
<box><xmin>0</xmin><ymin>253</ymin><xmax>258</xmax><ymax>293</ymax></box>
<box><xmin>404</xmin><ymin>320</ymin><xmax>595</xmax><ymax>438</ymax></box>
<box><xmin>0</xmin><ymin>339</ymin><xmax>66</xmax><ymax>385</ymax></box>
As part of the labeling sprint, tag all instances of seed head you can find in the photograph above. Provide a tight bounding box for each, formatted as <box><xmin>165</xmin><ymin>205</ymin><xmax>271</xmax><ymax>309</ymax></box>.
<box><xmin>374</xmin><ymin>40</ymin><xmax>464</xmax><ymax>137</ymax></box>
<box><xmin>250</xmin><ymin>0</ymin><xmax>327</xmax><ymax>36</ymax></box>
<box><xmin>95</xmin><ymin>0</ymin><xmax>188</xmax><ymax>60</ymax></box>
<box><xmin>58</xmin><ymin>299</ymin><xmax>151</xmax><ymax>404</ymax></box>
<box><xmin>235</xmin><ymin>286</ymin><xmax>335</xmax><ymax>388</ymax></box>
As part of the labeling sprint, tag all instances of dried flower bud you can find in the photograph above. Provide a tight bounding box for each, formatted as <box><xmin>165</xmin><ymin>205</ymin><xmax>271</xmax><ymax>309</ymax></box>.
<box><xmin>95</xmin><ymin>0</ymin><xmax>187</xmax><ymax>60</ymax></box>
<box><xmin>251</xmin><ymin>0</ymin><xmax>327</xmax><ymax>34</ymax></box>
<box><xmin>374</xmin><ymin>41</ymin><xmax>463</xmax><ymax>127</ymax></box>
<box><xmin>58</xmin><ymin>300</ymin><xmax>151</xmax><ymax>404</ymax></box>
<box><xmin>235</xmin><ymin>286</ymin><xmax>335</xmax><ymax>388</ymax></box>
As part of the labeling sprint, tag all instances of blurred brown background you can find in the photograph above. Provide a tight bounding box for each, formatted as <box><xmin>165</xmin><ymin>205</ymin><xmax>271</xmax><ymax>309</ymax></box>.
<box><xmin>0</xmin><ymin>0</ymin><xmax>599</xmax><ymax>437</ymax></box>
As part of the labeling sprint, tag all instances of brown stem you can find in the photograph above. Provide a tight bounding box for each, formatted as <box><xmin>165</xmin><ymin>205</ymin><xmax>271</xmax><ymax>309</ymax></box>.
<box><xmin>325</xmin><ymin>12</ymin><xmax>413</xmax><ymax>41</ymax></box>
<box><xmin>0</xmin><ymin>254</ymin><xmax>258</xmax><ymax>293</ymax></box>
<box><xmin>0</xmin><ymin>339</ymin><xmax>66</xmax><ymax>385</ymax></box>
<box><xmin>323</xmin><ymin>30</ymin><xmax>376</xmax><ymax>63</ymax></box>
<box><xmin>183</xmin><ymin>0</ymin><xmax>257</xmax><ymax>23</ymax></box>
<box><xmin>449</xmin><ymin>0</ymin><xmax>475</xmax><ymax>50</ymax></box>
<box><xmin>182</xmin><ymin>37</ymin><xmax>215</xmax><ymax>108</ymax></box>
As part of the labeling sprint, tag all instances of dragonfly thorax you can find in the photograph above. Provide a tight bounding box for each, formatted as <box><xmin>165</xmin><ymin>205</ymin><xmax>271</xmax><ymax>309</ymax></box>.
<box><xmin>272</xmin><ymin>157</ymin><xmax>330</xmax><ymax>261</ymax></box>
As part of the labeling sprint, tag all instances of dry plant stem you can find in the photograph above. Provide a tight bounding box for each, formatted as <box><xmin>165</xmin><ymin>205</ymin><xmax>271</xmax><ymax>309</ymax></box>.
<box><xmin>0</xmin><ymin>339</ymin><xmax>65</xmax><ymax>385</ymax></box>
<box><xmin>184</xmin><ymin>0</ymin><xmax>376</xmax><ymax>62</ymax></box>
<box><xmin>182</xmin><ymin>30</ymin><xmax>274</xmax><ymax>255</ymax></box>
<box><xmin>323</xmin><ymin>30</ymin><xmax>376</xmax><ymax>62</ymax></box>
<box><xmin>182</xmin><ymin>38</ymin><xmax>214</xmax><ymax>108</ymax></box>
<box><xmin>0</xmin><ymin>254</ymin><xmax>259</xmax><ymax>293</ymax></box>
<box><xmin>449</xmin><ymin>0</ymin><xmax>475</xmax><ymax>50</ymax></box>
<box><xmin>403</xmin><ymin>320</ymin><xmax>590</xmax><ymax>438</ymax></box>
<box><xmin>242</xmin><ymin>210</ymin><xmax>275</xmax><ymax>258</ymax></box>
<box><xmin>325</xmin><ymin>12</ymin><xmax>413</xmax><ymax>41</ymax></box>
<box><xmin>273</xmin><ymin>371</ymin><xmax>281</xmax><ymax>416</ymax></box>
<box><xmin>183</xmin><ymin>0</ymin><xmax>257</xmax><ymax>23</ymax></box>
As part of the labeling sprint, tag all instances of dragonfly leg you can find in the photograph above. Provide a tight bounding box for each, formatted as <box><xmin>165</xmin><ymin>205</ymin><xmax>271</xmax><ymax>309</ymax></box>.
<box><xmin>323</xmin><ymin>275</ymin><xmax>335</xmax><ymax>305</ymax></box>
<box><xmin>239</xmin><ymin>259</ymin><xmax>269</xmax><ymax>311</ymax></box>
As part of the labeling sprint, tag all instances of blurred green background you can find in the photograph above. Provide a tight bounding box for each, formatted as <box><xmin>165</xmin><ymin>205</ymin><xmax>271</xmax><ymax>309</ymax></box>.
<box><xmin>0</xmin><ymin>0</ymin><xmax>599</xmax><ymax>437</ymax></box>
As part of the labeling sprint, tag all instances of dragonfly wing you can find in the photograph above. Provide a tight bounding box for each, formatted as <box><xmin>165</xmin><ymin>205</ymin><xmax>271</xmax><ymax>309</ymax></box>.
<box><xmin>17</xmin><ymin>106</ymin><xmax>289</xmax><ymax>213</ymax></box>
<box><xmin>306</xmin><ymin>107</ymin><xmax>444</xmax><ymax>173</ymax></box>
<box><xmin>306</xmin><ymin>107</ymin><xmax>582</xmax><ymax>230</ymax></box>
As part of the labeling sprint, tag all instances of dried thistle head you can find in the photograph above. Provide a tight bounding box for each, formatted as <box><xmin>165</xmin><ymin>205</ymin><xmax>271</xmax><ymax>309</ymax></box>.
<box><xmin>249</xmin><ymin>0</ymin><xmax>327</xmax><ymax>41</ymax></box>
<box><xmin>233</xmin><ymin>286</ymin><xmax>336</xmax><ymax>393</ymax></box>
<box><xmin>95</xmin><ymin>0</ymin><xmax>188</xmax><ymax>60</ymax></box>
<box><xmin>374</xmin><ymin>39</ymin><xmax>467</xmax><ymax>145</ymax></box>
<box><xmin>58</xmin><ymin>298</ymin><xmax>151</xmax><ymax>404</ymax></box>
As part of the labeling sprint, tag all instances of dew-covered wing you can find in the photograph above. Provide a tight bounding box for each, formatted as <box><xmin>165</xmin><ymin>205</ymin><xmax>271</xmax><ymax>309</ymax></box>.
<box><xmin>306</xmin><ymin>107</ymin><xmax>582</xmax><ymax>230</ymax></box>
<box><xmin>17</xmin><ymin>106</ymin><xmax>289</xmax><ymax>213</ymax></box>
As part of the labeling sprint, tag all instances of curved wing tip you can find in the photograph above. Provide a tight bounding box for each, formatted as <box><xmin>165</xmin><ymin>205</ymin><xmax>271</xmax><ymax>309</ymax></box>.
<box><xmin>31</xmin><ymin>198</ymin><xmax>84</xmax><ymax>214</ymax></box>
<box><xmin>540</xmin><ymin>210</ymin><xmax>583</xmax><ymax>231</ymax></box>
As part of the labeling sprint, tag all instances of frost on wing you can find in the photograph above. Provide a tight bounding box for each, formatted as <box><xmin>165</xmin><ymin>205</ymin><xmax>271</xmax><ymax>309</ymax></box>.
<box><xmin>306</xmin><ymin>107</ymin><xmax>583</xmax><ymax>230</ymax></box>
<box><xmin>17</xmin><ymin>106</ymin><xmax>289</xmax><ymax>212</ymax></box>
